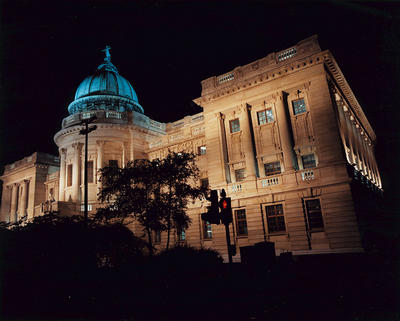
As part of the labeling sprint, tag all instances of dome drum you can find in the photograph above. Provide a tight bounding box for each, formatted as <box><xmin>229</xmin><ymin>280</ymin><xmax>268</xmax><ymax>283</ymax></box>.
<box><xmin>62</xmin><ymin>110</ymin><xmax>129</xmax><ymax>129</ymax></box>
<box><xmin>67</xmin><ymin>94</ymin><xmax>144</xmax><ymax>115</ymax></box>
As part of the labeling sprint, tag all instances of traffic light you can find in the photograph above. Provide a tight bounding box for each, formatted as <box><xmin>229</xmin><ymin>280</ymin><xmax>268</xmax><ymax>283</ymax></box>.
<box><xmin>201</xmin><ymin>190</ymin><xmax>220</xmax><ymax>224</ymax></box>
<box><xmin>219</xmin><ymin>196</ymin><xmax>232</xmax><ymax>225</ymax></box>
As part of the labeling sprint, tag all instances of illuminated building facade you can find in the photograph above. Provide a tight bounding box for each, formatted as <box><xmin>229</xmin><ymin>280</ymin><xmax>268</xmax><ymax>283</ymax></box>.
<box><xmin>0</xmin><ymin>36</ymin><xmax>382</xmax><ymax>260</ymax></box>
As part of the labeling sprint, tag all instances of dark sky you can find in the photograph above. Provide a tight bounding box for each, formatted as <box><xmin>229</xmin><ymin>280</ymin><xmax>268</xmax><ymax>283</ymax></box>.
<box><xmin>1</xmin><ymin>0</ymin><xmax>400</xmax><ymax>201</ymax></box>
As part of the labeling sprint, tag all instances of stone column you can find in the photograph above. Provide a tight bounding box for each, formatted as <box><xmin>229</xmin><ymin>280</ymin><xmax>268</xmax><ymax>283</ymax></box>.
<box><xmin>97</xmin><ymin>140</ymin><xmax>105</xmax><ymax>192</ymax></box>
<box><xmin>10</xmin><ymin>183</ymin><xmax>18</xmax><ymax>223</ymax></box>
<box><xmin>58</xmin><ymin>148</ymin><xmax>66</xmax><ymax>201</ymax></box>
<box><xmin>238</xmin><ymin>104</ymin><xmax>256</xmax><ymax>179</ymax></box>
<box><xmin>18</xmin><ymin>180</ymin><xmax>29</xmax><ymax>218</ymax></box>
<box><xmin>121</xmin><ymin>142</ymin><xmax>126</xmax><ymax>168</ymax></box>
<box><xmin>343</xmin><ymin>110</ymin><xmax>356</xmax><ymax>165</ymax></box>
<box><xmin>336</xmin><ymin>100</ymin><xmax>351</xmax><ymax>163</ymax></box>
<box><xmin>72</xmin><ymin>143</ymin><xmax>82</xmax><ymax>202</ymax></box>
<box><xmin>275</xmin><ymin>92</ymin><xmax>294</xmax><ymax>172</ymax></box>
<box><xmin>0</xmin><ymin>186</ymin><xmax>12</xmax><ymax>222</ymax></box>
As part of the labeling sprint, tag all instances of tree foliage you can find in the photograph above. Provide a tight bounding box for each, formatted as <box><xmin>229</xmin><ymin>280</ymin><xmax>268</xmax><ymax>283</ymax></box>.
<box><xmin>96</xmin><ymin>151</ymin><xmax>207</xmax><ymax>253</ymax></box>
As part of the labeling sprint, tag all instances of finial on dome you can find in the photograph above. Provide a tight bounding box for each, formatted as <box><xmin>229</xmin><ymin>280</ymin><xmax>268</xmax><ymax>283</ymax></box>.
<box><xmin>102</xmin><ymin>45</ymin><xmax>111</xmax><ymax>62</ymax></box>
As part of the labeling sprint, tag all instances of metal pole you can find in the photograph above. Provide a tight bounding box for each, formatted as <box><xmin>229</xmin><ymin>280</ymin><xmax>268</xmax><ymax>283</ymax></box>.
<box><xmin>225</xmin><ymin>223</ymin><xmax>233</xmax><ymax>264</ymax></box>
<box><xmin>84</xmin><ymin>121</ymin><xmax>88</xmax><ymax>226</ymax></box>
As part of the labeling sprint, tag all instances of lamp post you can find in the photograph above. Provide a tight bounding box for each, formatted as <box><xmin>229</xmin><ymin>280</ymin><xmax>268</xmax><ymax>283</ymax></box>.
<box><xmin>79</xmin><ymin>115</ymin><xmax>97</xmax><ymax>226</ymax></box>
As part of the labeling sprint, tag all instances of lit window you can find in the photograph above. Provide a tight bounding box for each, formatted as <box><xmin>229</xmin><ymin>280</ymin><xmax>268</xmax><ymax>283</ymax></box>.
<box><xmin>265</xmin><ymin>204</ymin><xmax>286</xmax><ymax>233</ymax></box>
<box><xmin>235</xmin><ymin>169</ymin><xmax>245</xmax><ymax>182</ymax></box>
<box><xmin>200</xmin><ymin>178</ymin><xmax>209</xmax><ymax>188</ymax></box>
<box><xmin>235</xmin><ymin>209</ymin><xmax>248</xmax><ymax>236</ymax></box>
<box><xmin>178</xmin><ymin>228</ymin><xmax>186</xmax><ymax>242</ymax></box>
<box><xmin>264</xmin><ymin>161</ymin><xmax>281</xmax><ymax>176</ymax></box>
<box><xmin>203</xmin><ymin>221</ymin><xmax>212</xmax><ymax>239</ymax></box>
<box><xmin>87</xmin><ymin>161</ymin><xmax>94</xmax><ymax>183</ymax></box>
<box><xmin>292</xmin><ymin>99</ymin><xmax>307</xmax><ymax>115</ymax></box>
<box><xmin>67</xmin><ymin>164</ymin><xmax>73</xmax><ymax>187</ymax></box>
<box><xmin>198</xmin><ymin>145</ymin><xmax>206</xmax><ymax>155</ymax></box>
<box><xmin>302</xmin><ymin>154</ymin><xmax>316</xmax><ymax>169</ymax></box>
<box><xmin>305</xmin><ymin>199</ymin><xmax>324</xmax><ymax>230</ymax></box>
<box><xmin>257</xmin><ymin>109</ymin><xmax>274</xmax><ymax>125</ymax></box>
<box><xmin>230</xmin><ymin>119</ymin><xmax>240</xmax><ymax>133</ymax></box>
<box><xmin>278</xmin><ymin>47</ymin><xmax>297</xmax><ymax>61</ymax></box>
<box><xmin>80</xmin><ymin>204</ymin><xmax>93</xmax><ymax>211</ymax></box>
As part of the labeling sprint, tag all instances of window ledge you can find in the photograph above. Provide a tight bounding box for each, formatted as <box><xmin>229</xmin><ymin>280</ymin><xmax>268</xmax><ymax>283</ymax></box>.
<box><xmin>268</xmin><ymin>232</ymin><xmax>289</xmax><ymax>237</ymax></box>
<box><xmin>236</xmin><ymin>235</ymin><xmax>248</xmax><ymax>239</ymax></box>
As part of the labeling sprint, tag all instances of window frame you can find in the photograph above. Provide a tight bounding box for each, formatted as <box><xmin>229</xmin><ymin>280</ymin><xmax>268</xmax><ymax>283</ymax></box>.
<box><xmin>200</xmin><ymin>178</ymin><xmax>209</xmax><ymax>188</ymax></box>
<box><xmin>235</xmin><ymin>168</ymin><xmax>246</xmax><ymax>182</ymax></box>
<box><xmin>202</xmin><ymin>220</ymin><xmax>212</xmax><ymax>239</ymax></box>
<box><xmin>229</xmin><ymin>118</ymin><xmax>240</xmax><ymax>133</ymax></box>
<box><xmin>265</xmin><ymin>203</ymin><xmax>287</xmax><ymax>234</ymax></box>
<box><xmin>304</xmin><ymin>198</ymin><xmax>324</xmax><ymax>231</ymax></box>
<box><xmin>257</xmin><ymin>108</ymin><xmax>274</xmax><ymax>125</ymax></box>
<box><xmin>264</xmin><ymin>161</ymin><xmax>281</xmax><ymax>176</ymax></box>
<box><xmin>67</xmin><ymin>164</ymin><xmax>73</xmax><ymax>187</ymax></box>
<box><xmin>198</xmin><ymin>145</ymin><xmax>207</xmax><ymax>155</ymax></box>
<box><xmin>235</xmin><ymin>209</ymin><xmax>248</xmax><ymax>237</ymax></box>
<box><xmin>292</xmin><ymin>98</ymin><xmax>307</xmax><ymax>115</ymax></box>
<box><xmin>177</xmin><ymin>228</ymin><xmax>186</xmax><ymax>242</ymax></box>
<box><xmin>301</xmin><ymin>153</ymin><xmax>316</xmax><ymax>169</ymax></box>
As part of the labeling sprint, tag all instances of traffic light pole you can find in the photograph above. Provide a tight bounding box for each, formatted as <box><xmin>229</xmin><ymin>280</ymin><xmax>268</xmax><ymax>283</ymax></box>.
<box><xmin>225</xmin><ymin>223</ymin><xmax>233</xmax><ymax>264</ymax></box>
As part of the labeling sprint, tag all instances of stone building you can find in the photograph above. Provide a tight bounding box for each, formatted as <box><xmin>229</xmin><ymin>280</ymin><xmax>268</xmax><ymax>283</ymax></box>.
<box><xmin>0</xmin><ymin>36</ymin><xmax>382</xmax><ymax>260</ymax></box>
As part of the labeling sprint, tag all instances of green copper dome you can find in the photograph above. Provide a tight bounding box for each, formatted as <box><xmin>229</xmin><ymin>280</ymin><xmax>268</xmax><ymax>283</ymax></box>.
<box><xmin>68</xmin><ymin>46</ymin><xmax>143</xmax><ymax>115</ymax></box>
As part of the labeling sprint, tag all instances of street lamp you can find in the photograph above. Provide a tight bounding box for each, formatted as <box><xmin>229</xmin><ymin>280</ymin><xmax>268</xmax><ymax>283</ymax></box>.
<box><xmin>79</xmin><ymin>115</ymin><xmax>97</xmax><ymax>225</ymax></box>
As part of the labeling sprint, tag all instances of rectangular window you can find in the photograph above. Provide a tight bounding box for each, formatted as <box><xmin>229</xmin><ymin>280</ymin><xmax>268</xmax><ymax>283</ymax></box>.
<box><xmin>265</xmin><ymin>204</ymin><xmax>286</xmax><ymax>233</ymax></box>
<box><xmin>87</xmin><ymin>161</ymin><xmax>94</xmax><ymax>183</ymax></box>
<box><xmin>229</xmin><ymin>119</ymin><xmax>240</xmax><ymax>133</ymax></box>
<box><xmin>109</xmin><ymin>160</ymin><xmax>118</xmax><ymax>167</ymax></box>
<box><xmin>235</xmin><ymin>209</ymin><xmax>248</xmax><ymax>236</ymax></box>
<box><xmin>235</xmin><ymin>169</ymin><xmax>245</xmax><ymax>182</ymax></box>
<box><xmin>302</xmin><ymin>154</ymin><xmax>316</xmax><ymax>169</ymax></box>
<box><xmin>178</xmin><ymin>228</ymin><xmax>186</xmax><ymax>241</ymax></box>
<box><xmin>305</xmin><ymin>199</ymin><xmax>324</xmax><ymax>230</ymax></box>
<box><xmin>198</xmin><ymin>145</ymin><xmax>207</xmax><ymax>155</ymax></box>
<box><xmin>200</xmin><ymin>178</ymin><xmax>209</xmax><ymax>188</ymax></box>
<box><xmin>257</xmin><ymin>109</ymin><xmax>274</xmax><ymax>125</ymax></box>
<box><xmin>203</xmin><ymin>221</ymin><xmax>212</xmax><ymax>239</ymax></box>
<box><xmin>264</xmin><ymin>161</ymin><xmax>281</xmax><ymax>176</ymax></box>
<box><xmin>292</xmin><ymin>98</ymin><xmax>307</xmax><ymax>115</ymax></box>
<box><xmin>67</xmin><ymin>164</ymin><xmax>73</xmax><ymax>187</ymax></box>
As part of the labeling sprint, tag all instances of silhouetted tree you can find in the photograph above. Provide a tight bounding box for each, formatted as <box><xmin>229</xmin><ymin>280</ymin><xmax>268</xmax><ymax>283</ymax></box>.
<box><xmin>97</xmin><ymin>152</ymin><xmax>207</xmax><ymax>253</ymax></box>
<box><xmin>159</xmin><ymin>152</ymin><xmax>207</xmax><ymax>249</ymax></box>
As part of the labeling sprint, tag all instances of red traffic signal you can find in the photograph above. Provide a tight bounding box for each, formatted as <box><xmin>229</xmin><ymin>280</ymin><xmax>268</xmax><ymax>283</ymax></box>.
<box><xmin>219</xmin><ymin>197</ymin><xmax>232</xmax><ymax>225</ymax></box>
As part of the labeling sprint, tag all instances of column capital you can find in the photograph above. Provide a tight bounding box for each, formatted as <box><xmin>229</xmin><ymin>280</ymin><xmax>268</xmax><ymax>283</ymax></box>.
<box><xmin>59</xmin><ymin>148</ymin><xmax>67</xmax><ymax>156</ymax></box>
<box><xmin>23</xmin><ymin>179</ymin><xmax>30</xmax><ymax>184</ymax></box>
<box><xmin>96</xmin><ymin>140</ymin><xmax>105</xmax><ymax>148</ymax></box>
<box><xmin>72</xmin><ymin>142</ymin><xmax>83</xmax><ymax>150</ymax></box>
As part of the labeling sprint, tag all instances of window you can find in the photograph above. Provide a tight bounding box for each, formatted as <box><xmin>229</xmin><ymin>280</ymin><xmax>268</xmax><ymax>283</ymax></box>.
<box><xmin>235</xmin><ymin>169</ymin><xmax>245</xmax><ymax>182</ymax></box>
<box><xmin>257</xmin><ymin>109</ymin><xmax>274</xmax><ymax>125</ymax></box>
<box><xmin>302</xmin><ymin>154</ymin><xmax>316</xmax><ymax>169</ymax></box>
<box><xmin>109</xmin><ymin>160</ymin><xmax>118</xmax><ymax>167</ymax></box>
<box><xmin>203</xmin><ymin>221</ymin><xmax>212</xmax><ymax>239</ymax></box>
<box><xmin>200</xmin><ymin>178</ymin><xmax>209</xmax><ymax>188</ymax></box>
<box><xmin>230</xmin><ymin>119</ymin><xmax>240</xmax><ymax>133</ymax></box>
<box><xmin>264</xmin><ymin>161</ymin><xmax>281</xmax><ymax>176</ymax></box>
<box><xmin>235</xmin><ymin>209</ymin><xmax>248</xmax><ymax>236</ymax></box>
<box><xmin>198</xmin><ymin>145</ymin><xmax>206</xmax><ymax>155</ymax></box>
<box><xmin>305</xmin><ymin>199</ymin><xmax>324</xmax><ymax>230</ymax></box>
<box><xmin>292</xmin><ymin>98</ymin><xmax>306</xmax><ymax>115</ymax></box>
<box><xmin>265</xmin><ymin>204</ymin><xmax>286</xmax><ymax>233</ymax></box>
<box><xmin>178</xmin><ymin>228</ymin><xmax>186</xmax><ymax>241</ymax></box>
<box><xmin>153</xmin><ymin>230</ymin><xmax>161</xmax><ymax>244</ymax></box>
<box><xmin>67</xmin><ymin>164</ymin><xmax>72</xmax><ymax>187</ymax></box>
<box><xmin>87</xmin><ymin>161</ymin><xmax>94</xmax><ymax>183</ymax></box>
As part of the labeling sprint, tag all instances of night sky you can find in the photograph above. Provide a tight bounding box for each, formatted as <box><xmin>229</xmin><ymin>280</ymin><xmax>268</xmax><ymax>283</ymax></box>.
<box><xmin>1</xmin><ymin>1</ymin><xmax>399</xmax><ymax>205</ymax></box>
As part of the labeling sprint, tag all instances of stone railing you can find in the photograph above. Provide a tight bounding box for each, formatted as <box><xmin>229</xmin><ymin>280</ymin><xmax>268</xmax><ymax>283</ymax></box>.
<box><xmin>230</xmin><ymin>183</ymin><xmax>243</xmax><ymax>193</ymax></box>
<box><xmin>300</xmin><ymin>169</ymin><xmax>315</xmax><ymax>181</ymax></box>
<box><xmin>261</xmin><ymin>176</ymin><xmax>280</xmax><ymax>187</ymax></box>
<box><xmin>62</xmin><ymin>110</ymin><xmax>128</xmax><ymax>128</ymax></box>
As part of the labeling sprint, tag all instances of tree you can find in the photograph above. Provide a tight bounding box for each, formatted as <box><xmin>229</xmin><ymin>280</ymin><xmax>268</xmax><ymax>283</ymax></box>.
<box><xmin>159</xmin><ymin>152</ymin><xmax>206</xmax><ymax>249</ymax></box>
<box><xmin>96</xmin><ymin>152</ymin><xmax>207</xmax><ymax>253</ymax></box>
